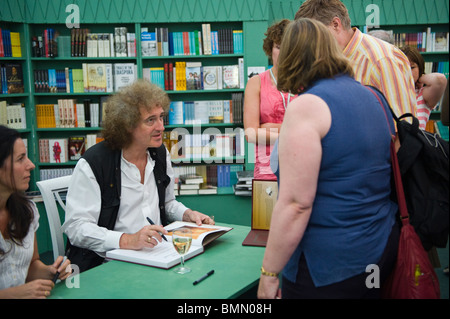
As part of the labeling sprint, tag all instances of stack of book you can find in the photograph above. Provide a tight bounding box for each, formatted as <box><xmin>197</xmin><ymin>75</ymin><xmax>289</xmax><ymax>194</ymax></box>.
<box><xmin>178</xmin><ymin>173</ymin><xmax>205</xmax><ymax>195</ymax></box>
<box><xmin>234</xmin><ymin>170</ymin><xmax>254</xmax><ymax>196</ymax></box>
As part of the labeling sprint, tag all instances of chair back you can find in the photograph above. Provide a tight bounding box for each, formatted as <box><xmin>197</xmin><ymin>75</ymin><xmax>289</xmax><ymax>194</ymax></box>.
<box><xmin>36</xmin><ymin>175</ymin><xmax>71</xmax><ymax>263</ymax></box>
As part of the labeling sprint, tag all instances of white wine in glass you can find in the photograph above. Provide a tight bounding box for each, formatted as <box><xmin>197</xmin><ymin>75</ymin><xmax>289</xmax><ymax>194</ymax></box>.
<box><xmin>172</xmin><ymin>228</ymin><xmax>192</xmax><ymax>274</ymax></box>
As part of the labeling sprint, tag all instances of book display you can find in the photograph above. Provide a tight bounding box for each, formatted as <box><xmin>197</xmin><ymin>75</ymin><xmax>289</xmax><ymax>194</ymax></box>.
<box><xmin>1</xmin><ymin>0</ymin><xmax>448</xmax><ymax>194</ymax></box>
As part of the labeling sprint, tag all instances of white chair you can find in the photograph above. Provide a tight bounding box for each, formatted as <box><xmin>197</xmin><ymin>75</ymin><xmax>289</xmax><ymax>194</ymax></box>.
<box><xmin>36</xmin><ymin>175</ymin><xmax>71</xmax><ymax>263</ymax></box>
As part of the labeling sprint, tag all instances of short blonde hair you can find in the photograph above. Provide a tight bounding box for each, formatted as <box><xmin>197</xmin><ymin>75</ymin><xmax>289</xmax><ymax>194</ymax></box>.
<box><xmin>277</xmin><ymin>18</ymin><xmax>354</xmax><ymax>94</ymax></box>
<box><xmin>102</xmin><ymin>79</ymin><xmax>170</xmax><ymax>149</ymax></box>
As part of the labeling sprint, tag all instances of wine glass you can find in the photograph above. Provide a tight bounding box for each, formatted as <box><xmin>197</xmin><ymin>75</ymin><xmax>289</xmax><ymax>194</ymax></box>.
<box><xmin>172</xmin><ymin>227</ymin><xmax>192</xmax><ymax>274</ymax></box>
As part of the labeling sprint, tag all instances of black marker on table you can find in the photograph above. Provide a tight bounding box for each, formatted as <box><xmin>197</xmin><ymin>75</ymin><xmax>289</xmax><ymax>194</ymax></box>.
<box><xmin>193</xmin><ymin>270</ymin><xmax>215</xmax><ymax>285</ymax></box>
<box><xmin>146</xmin><ymin>217</ymin><xmax>168</xmax><ymax>241</ymax></box>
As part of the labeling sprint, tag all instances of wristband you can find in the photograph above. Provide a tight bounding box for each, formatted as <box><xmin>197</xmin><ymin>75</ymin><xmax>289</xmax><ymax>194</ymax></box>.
<box><xmin>261</xmin><ymin>266</ymin><xmax>278</xmax><ymax>277</ymax></box>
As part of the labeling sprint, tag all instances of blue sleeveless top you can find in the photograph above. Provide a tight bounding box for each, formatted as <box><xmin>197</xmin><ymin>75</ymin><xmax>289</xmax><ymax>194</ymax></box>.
<box><xmin>273</xmin><ymin>75</ymin><xmax>397</xmax><ymax>287</ymax></box>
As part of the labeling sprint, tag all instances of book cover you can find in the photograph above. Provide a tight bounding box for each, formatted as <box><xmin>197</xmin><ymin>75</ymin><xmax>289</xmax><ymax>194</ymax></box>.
<box><xmin>69</xmin><ymin>136</ymin><xmax>86</xmax><ymax>160</ymax></box>
<box><xmin>5</xmin><ymin>63</ymin><xmax>24</xmax><ymax>93</ymax></box>
<box><xmin>185</xmin><ymin>62</ymin><xmax>202</xmax><ymax>90</ymax></box>
<box><xmin>48</xmin><ymin>138</ymin><xmax>68</xmax><ymax>163</ymax></box>
<box><xmin>202</xmin><ymin>66</ymin><xmax>219</xmax><ymax>90</ymax></box>
<box><xmin>222</xmin><ymin>65</ymin><xmax>239</xmax><ymax>89</ymax></box>
<box><xmin>87</xmin><ymin>63</ymin><xmax>107</xmax><ymax>92</ymax></box>
<box><xmin>106</xmin><ymin>221</ymin><xmax>232</xmax><ymax>269</ymax></box>
<box><xmin>113</xmin><ymin>63</ymin><xmax>136</xmax><ymax>91</ymax></box>
<box><xmin>168</xmin><ymin>101</ymin><xmax>184</xmax><ymax>125</ymax></box>
<box><xmin>208</xmin><ymin>100</ymin><xmax>224</xmax><ymax>123</ymax></box>
<box><xmin>141</xmin><ymin>31</ymin><xmax>157</xmax><ymax>56</ymax></box>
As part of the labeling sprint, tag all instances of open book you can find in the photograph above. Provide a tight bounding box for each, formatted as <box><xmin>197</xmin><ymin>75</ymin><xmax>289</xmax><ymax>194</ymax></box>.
<box><xmin>105</xmin><ymin>221</ymin><xmax>232</xmax><ymax>269</ymax></box>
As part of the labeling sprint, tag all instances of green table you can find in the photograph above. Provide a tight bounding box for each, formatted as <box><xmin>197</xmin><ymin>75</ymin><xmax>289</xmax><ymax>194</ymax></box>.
<box><xmin>50</xmin><ymin>223</ymin><xmax>265</xmax><ymax>299</ymax></box>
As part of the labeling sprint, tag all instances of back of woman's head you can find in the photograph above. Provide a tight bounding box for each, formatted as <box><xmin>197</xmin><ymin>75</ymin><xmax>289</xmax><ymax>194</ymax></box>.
<box><xmin>277</xmin><ymin>18</ymin><xmax>353</xmax><ymax>94</ymax></box>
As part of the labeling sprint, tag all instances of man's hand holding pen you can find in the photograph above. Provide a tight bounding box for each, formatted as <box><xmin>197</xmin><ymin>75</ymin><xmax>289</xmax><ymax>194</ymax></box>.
<box><xmin>119</xmin><ymin>225</ymin><xmax>169</xmax><ymax>250</ymax></box>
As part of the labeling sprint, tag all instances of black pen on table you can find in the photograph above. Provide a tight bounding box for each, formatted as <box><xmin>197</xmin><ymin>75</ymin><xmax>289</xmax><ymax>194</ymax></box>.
<box><xmin>193</xmin><ymin>270</ymin><xmax>215</xmax><ymax>286</ymax></box>
<box><xmin>52</xmin><ymin>257</ymin><xmax>66</xmax><ymax>283</ymax></box>
<box><xmin>146</xmin><ymin>217</ymin><xmax>168</xmax><ymax>241</ymax></box>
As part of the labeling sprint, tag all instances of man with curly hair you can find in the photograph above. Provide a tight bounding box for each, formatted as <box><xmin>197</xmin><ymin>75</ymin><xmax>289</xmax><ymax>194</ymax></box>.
<box><xmin>63</xmin><ymin>80</ymin><xmax>213</xmax><ymax>272</ymax></box>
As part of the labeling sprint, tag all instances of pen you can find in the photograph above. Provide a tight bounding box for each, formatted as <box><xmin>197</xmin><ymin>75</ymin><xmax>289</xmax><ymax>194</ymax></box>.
<box><xmin>52</xmin><ymin>257</ymin><xmax>66</xmax><ymax>283</ymax></box>
<box><xmin>193</xmin><ymin>270</ymin><xmax>215</xmax><ymax>285</ymax></box>
<box><xmin>146</xmin><ymin>217</ymin><xmax>168</xmax><ymax>241</ymax></box>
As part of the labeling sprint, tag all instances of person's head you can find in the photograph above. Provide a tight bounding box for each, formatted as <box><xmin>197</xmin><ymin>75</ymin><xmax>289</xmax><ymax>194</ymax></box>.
<box><xmin>368</xmin><ymin>30</ymin><xmax>395</xmax><ymax>45</ymax></box>
<box><xmin>295</xmin><ymin>0</ymin><xmax>351</xmax><ymax>30</ymax></box>
<box><xmin>400</xmin><ymin>45</ymin><xmax>424</xmax><ymax>83</ymax></box>
<box><xmin>262</xmin><ymin>19</ymin><xmax>291</xmax><ymax>66</ymax></box>
<box><xmin>0</xmin><ymin>125</ymin><xmax>35</xmax><ymax>194</ymax></box>
<box><xmin>0</xmin><ymin>125</ymin><xmax>35</xmax><ymax>256</ymax></box>
<box><xmin>102</xmin><ymin>79</ymin><xmax>170</xmax><ymax>150</ymax></box>
<box><xmin>277</xmin><ymin>18</ymin><xmax>354</xmax><ymax>94</ymax></box>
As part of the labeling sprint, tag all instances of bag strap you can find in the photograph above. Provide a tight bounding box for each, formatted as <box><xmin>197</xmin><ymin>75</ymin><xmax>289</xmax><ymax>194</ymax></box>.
<box><xmin>366</xmin><ymin>86</ymin><xmax>410</xmax><ymax>225</ymax></box>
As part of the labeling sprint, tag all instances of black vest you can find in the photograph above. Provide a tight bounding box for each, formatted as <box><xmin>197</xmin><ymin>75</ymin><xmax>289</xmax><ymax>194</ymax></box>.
<box><xmin>66</xmin><ymin>141</ymin><xmax>171</xmax><ymax>272</ymax></box>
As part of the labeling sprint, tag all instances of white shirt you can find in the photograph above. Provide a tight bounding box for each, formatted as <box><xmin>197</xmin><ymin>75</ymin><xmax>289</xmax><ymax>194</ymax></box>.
<box><xmin>0</xmin><ymin>201</ymin><xmax>39</xmax><ymax>289</ymax></box>
<box><xmin>62</xmin><ymin>148</ymin><xmax>187</xmax><ymax>256</ymax></box>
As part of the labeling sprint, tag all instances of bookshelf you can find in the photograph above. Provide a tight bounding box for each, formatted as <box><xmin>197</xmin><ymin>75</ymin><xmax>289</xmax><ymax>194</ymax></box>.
<box><xmin>2</xmin><ymin>0</ymin><xmax>448</xmax><ymax>255</ymax></box>
<box><xmin>2</xmin><ymin>0</ymin><xmax>449</xmax><ymax>188</ymax></box>
<box><xmin>1</xmin><ymin>0</ymin><xmax>271</xmax><ymax>197</ymax></box>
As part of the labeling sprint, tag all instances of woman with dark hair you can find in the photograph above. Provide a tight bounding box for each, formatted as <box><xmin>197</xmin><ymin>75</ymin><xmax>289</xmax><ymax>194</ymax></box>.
<box><xmin>401</xmin><ymin>45</ymin><xmax>447</xmax><ymax>130</ymax></box>
<box><xmin>0</xmin><ymin>125</ymin><xmax>70</xmax><ymax>298</ymax></box>
<box><xmin>257</xmin><ymin>19</ymin><xmax>399</xmax><ymax>299</ymax></box>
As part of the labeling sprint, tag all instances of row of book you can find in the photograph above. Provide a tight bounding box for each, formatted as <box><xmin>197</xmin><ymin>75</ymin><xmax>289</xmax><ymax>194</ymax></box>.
<box><xmin>38</xmin><ymin>134</ymin><xmax>102</xmax><ymax>163</ymax></box>
<box><xmin>30</xmin><ymin>28</ymin><xmax>57</xmax><ymax>58</ymax></box>
<box><xmin>393</xmin><ymin>30</ymin><xmax>449</xmax><ymax>52</ymax></box>
<box><xmin>163</xmin><ymin>128</ymin><xmax>246</xmax><ymax>161</ymax></box>
<box><xmin>424</xmin><ymin>61</ymin><xmax>449</xmax><ymax>81</ymax></box>
<box><xmin>34</xmin><ymin>63</ymin><xmax>137</xmax><ymax>94</ymax></box>
<box><xmin>0</xmin><ymin>101</ymin><xmax>26</xmax><ymax>129</ymax></box>
<box><xmin>141</xmin><ymin>24</ymin><xmax>243</xmax><ymax>57</ymax></box>
<box><xmin>1</xmin><ymin>63</ymin><xmax>24</xmax><ymax>94</ymax></box>
<box><xmin>143</xmin><ymin>61</ymin><xmax>244</xmax><ymax>92</ymax></box>
<box><xmin>167</xmin><ymin>93</ymin><xmax>244</xmax><ymax>125</ymax></box>
<box><xmin>0</xmin><ymin>28</ymin><xmax>22</xmax><ymax>57</ymax></box>
<box><xmin>32</xmin><ymin>60</ymin><xmax>245</xmax><ymax>94</ymax></box>
<box><xmin>35</xmin><ymin>98</ymin><xmax>105</xmax><ymax>128</ymax></box>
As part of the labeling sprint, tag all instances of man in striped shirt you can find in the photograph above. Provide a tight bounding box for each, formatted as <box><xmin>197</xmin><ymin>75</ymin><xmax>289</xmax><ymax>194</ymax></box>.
<box><xmin>295</xmin><ymin>0</ymin><xmax>417</xmax><ymax>118</ymax></box>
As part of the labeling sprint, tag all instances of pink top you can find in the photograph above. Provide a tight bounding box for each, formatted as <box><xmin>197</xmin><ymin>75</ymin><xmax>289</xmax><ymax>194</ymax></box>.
<box><xmin>416</xmin><ymin>87</ymin><xmax>432</xmax><ymax>130</ymax></box>
<box><xmin>254</xmin><ymin>69</ymin><xmax>294</xmax><ymax>180</ymax></box>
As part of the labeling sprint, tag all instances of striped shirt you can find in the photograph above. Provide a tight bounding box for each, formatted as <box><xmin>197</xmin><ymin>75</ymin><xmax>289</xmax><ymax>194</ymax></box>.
<box><xmin>344</xmin><ymin>28</ymin><xmax>417</xmax><ymax>118</ymax></box>
<box><xmin>416</xmin><ymin>87</ymin><xmax>432</xmax><ymax>130</ymax></box>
